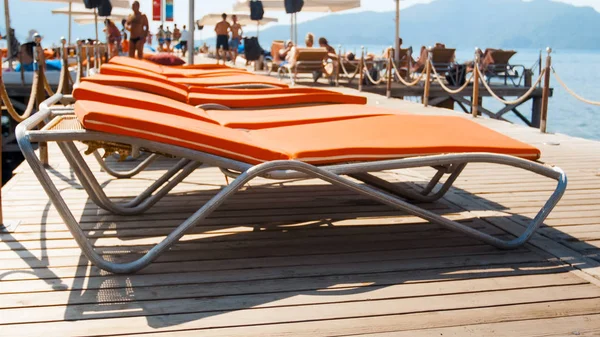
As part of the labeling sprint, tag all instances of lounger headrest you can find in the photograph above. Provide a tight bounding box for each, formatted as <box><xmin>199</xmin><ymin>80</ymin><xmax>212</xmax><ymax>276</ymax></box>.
<box><xmin>74</xmin><ymin>100</ymin><xmax>288</xmax><ymax>164</ymax></box>
<box><xmin>82</xmin><ymin>74</ymin><xmax>188</xmax><ymax>103</ymax></box>
<box><xmin>108</xmin><ymin>56</ymin><xmax>165</xmax><ymax>74</ymax></box>
<box><xmin>74</xmin><ymin>81</ymin><xmax>217</xmax><ymax>125</ymax></box>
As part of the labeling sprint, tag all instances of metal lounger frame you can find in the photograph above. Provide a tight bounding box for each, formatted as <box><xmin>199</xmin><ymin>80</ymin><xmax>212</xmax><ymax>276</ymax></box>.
<box><xmin>16</xmin><ymin>93</ymin><xmax>567</xmax><ymax>274</ymax></box>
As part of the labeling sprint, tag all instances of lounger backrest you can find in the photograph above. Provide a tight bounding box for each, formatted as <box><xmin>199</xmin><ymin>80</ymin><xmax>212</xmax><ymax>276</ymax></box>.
<box><xmin>74</xmin><ymin>100</ymin><xmax>288</xmax><ymax>164</ymax></box>
<box><xmin>490</xmin><ymin>50</ymin><xmax>517</xmax><ymax>65</ymax></box>
<box><xmin>81</xmin><ymin>74</ymin><xmax>188</xmax><ymax>103</ymax></box>
<box><xmin>73</xmin><ymin>81</ymin><xmax>217</xmax><ymax>124</ymax></box>
<box><xmin>271</xmin><ymin>40</ymin><xmax>285</xmax><ymax>64</ymax></box>
<box><xmin>100</xmin><ymin>63</ymin><xmax>180</xmax><ymax>85</ymax></box>
<box><xmin>187</xmin><ymin>86</ymin><xmax>341</xmax><ymax>95</ymax></box>
<box><xmin>431</xmin><ymin>48</ymin><xmax>455</xmax><ymax>64</ymax></box>
<box><xmin>108</xmin><ymin>56</ymin><xmax>165</xmax><ymax>74</ymax></box>
<box><xmin>294</xmin><ymin>48</ymin><xmax>328</xmax><ymax>72</ymax></box>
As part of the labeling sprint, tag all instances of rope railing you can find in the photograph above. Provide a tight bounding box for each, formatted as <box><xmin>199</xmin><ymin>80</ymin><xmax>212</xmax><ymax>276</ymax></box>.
<box><xmin>475</xmin><ymin>64</ymin><xmax>546</xmax><ymax>106</ymax></box>
<box><xmin>392</xmin><ymin>59</ymin><xmax>426</xmax><ymax>86</ymax></box>
<box><xmin>429</xmin><ymin>59</ymin><xmax>474</xmax><ymax>94</ymax></box>
<box><xmin>362</xmin><ymin>61</ymin><xmax>388</xmax><ymax>85</ymax></box>
<box><xmin>338</xmin><ymin>56</ymin><xmax>361</xmax><ymax>78</ymax></box>
<box><xmin>551</xmin><ymin>66</ymin><xmax>600</xmax><ymax>106</ymax></box>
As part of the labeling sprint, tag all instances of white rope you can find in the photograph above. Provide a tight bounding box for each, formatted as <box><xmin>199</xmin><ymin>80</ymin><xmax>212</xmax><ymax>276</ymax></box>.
<box><xmin>363</xmin><ymin>62</ymin><xmax>387</xmax><ymax>85</ymax></box>
<box><xmin>339</xmin><ymin>59</ymin><xmax>360</xmax><ymax>78</ymax></box>
<box><xmin>392</xmin><ymin>60</ymin><xmax>425</xmax><ymax>86</ymax></box>
<box><xmin>429</xmin><ymin>60</ymin><xmax>474</xmax><ymax>94</ymax></box>
<box><xmin>476</xmin><ymin>65</ymin><xmax>545</xmax><ymax>105</ymax></box>
<box><xmin>552</xmin><ymin>67</ymin><xmax>600</xmax><ymax>106</ymax></box>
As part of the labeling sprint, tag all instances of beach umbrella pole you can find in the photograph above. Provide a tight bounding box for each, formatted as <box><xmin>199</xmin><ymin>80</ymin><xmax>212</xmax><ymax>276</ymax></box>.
<box><xmin>68</xmin><ymin>1</ymin><xmax>72</xmax><ymax>44</ymax></box>
<box><xmin>187</xmin><ymin>0</ymin><xmax>194</xmax><ymax>65</ymax></box>
<box><xmin>3</xmin><ymin>0</ymin><xmax>12</xmax><ymax>69</ymax></box>
<box><xmin>94</xmin><ymin>7</ymin><xmax>98</xmax><ymax>41</ymax></box>
<box><xmin>394</xmin><ymin>0</ymin><xmax>400</xmax><ymax>61</ymax></box>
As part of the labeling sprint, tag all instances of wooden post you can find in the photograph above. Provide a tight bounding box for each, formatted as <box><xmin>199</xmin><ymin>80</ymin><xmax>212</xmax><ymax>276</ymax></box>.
<box><xmin>386</xmin><ymin>47</ymin><xmax>393</xmax><ymax>98</ymax></box>
<box><xmin>76</xmin><ymin>40</ymin><xmax>84</xmax><ymax>83</ymax></box>
<box><xmin>335</xmin><ymin>45</ymin><xmax>341</xmax><ymax>87</ymax></box>
<box><xmin>540</xmin><ymin>47</ymin><xmax>552</xmax><ymax>133</ymax></box>
<box><xmin>472</xmin><ymin>48</ymin><xmax>480</xmax><ymax>117</ymax></box>
<box><xmin>358</xmin><ymin>46</ymin><xmax>364</xmax><ymax>92</ymax></box>
<box><xmin>86</xmin><ymin>44</ymin><xmax>91</xmax><ymax>77</ymax></box>
<box><xmin>423</xmin><ymin>47</ymin><xmax>432</xmax><ymax>107</ymax></box>
<box><xmin>34</xmin><ymin>38</ymin><xmax>49</xmax><ymax>166</ymax></box>
<box><xmin>406</xmin><ymin>48</ymin><xmax>412</xmax><ymax>81</ymax></box>
<box><xmin>60</xmin><ymin>37</ymin><xmax>71</xmax><ymax>94</ymax></box>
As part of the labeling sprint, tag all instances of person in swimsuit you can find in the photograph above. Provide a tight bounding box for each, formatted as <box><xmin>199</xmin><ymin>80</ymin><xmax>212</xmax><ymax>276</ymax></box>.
<box><xmin>214</xmin><ymin>13</ymin><xmax>230</xmax><ymax>63</ymax></box>
<box><xmin>126</xmin><ymin>1</ymin><xmax>149</xmax><ymax>59</ymax></box>
<box><xmin>229</xmin><ymin>15</ymin><xmax>243</xmax><ymax>64</ymax></box>
<box><xmin>165</xmin><ymin>26</ymin><xmax>172</xmax><ymax>52</ymax></box>
<box><xmin>156</xmin><ymin>25</ymin><xmax>165</xmax><ymax>52</ymax></box>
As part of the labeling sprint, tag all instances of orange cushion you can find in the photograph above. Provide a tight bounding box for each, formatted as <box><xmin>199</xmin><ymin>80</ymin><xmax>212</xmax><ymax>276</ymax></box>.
<box><xmin>249</xmin><ymin>115</ymin><xmax>541</xmax><ymax>164</ymax></box>
<box><xmin>81</xmin><ymin>74</ymin><xmax>188</xmax><ymax>102</ymax></box>
<box><xmin>160</xmin><ymin>67</ymin><xmax>249</xmax><ymax>77</ymax></box>
<box><xmin>207</xmin><ymin>104</ymin><xmax>394</xmax><ymax>129</ymax></box>
<box><xmin>74</xmin><ymin>101</ymin><xmax>540</xmax><ymax>166</ymax></box>
<box><xmin>108</xmin><ymin>56</ymin><xmax>165</xmax><ymax>74</ymax></box>
<box><xmin>100</xmin><ymin>63</ymin><xmax>172</xmax><ymax>83</ymax></box>
<box><xmin>188</xmin><ymin>91</ymin><xmax>367</xmax><ymax>108</ymax></box>
<box><xmin>75</xmin><ymin>101</ymin><xmax>287</xmax><ymax>164</ymax></box>
<box><xmin>187</xmin><ymin>86</ymin><xmax>340</xmax><ymax>95</ymax></box>
<box><xmin>73</xmin><ymin>81</ymin><xmax>216</xmax><ymax>124</ymax></box>
<box><xmin>171</xmin><ymin>74</ymin><xmax>288</xmax><ymax>88</ymax></box>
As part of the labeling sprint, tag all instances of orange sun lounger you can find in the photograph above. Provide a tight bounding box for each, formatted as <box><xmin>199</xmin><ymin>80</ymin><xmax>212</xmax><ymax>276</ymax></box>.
<box><xmin>78</xmin><ymin>76</ymin><xmax>365</xmax><ymax>109</ymax></box>
<box><xmin>99</xmin><ymin>63</ymin><xmax>288</xmax><ymax>88</ymax></box>
<box><xmin>17</xmin><ymin>93</ymin><xmax>565</xmax><ymax>273</ymax></box>
<box><xmin>108</xmin><ymin>56</ymin><xmax>248</xmax><ymax>77</ymax></box>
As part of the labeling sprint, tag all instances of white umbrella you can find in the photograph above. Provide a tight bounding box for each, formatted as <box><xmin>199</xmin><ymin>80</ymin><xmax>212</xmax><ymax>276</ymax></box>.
<box><xmin>25</xmin><ymin>0</ymin><xmax>130</xmax><ymax>44</ymax></box>
<box><xmin>232</xmin><ymin>0</ymin><xmax>359</xmax><ymax>44</ymax></box>
<box><xmin>198</xmin><ymin>13</ymin><xmax>278</xmax><ymax>39</ymax></box>
<box><xmin>52</xmin><ymin>3</ymin><xmax>130</xmax><ymax>41</ymax></box>
<box><xmin>73</xmin><ymin>13</ymin><xmax>128</xmax><ymax>25</ymax></box>
<box><xmin>197</xmin><ymin>13</ymin><xmax>277</xmax><ymax>26</ymax></box>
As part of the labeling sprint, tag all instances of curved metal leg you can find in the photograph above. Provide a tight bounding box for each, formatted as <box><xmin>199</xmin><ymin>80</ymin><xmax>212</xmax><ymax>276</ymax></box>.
<box><xmin>93</xmin><ymin>151</ymin><xmax>158</xmax><ymax>179</ymax></box>
<box><xmin>21</xmin><ymin>136</ymin><xmax>567</xmax><ymax>274</ymax></box>
<box><xmin>59</xmin><ymin>141</ymin><xmax>201</xmax><ymax>215</ymax></box>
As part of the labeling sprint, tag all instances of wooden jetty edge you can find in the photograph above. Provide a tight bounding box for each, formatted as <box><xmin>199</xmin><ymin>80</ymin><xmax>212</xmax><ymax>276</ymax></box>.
<box><xmin>1</xmin><ymin>73</ymin><xmax>600</xmax><ymax>335</ymax></box>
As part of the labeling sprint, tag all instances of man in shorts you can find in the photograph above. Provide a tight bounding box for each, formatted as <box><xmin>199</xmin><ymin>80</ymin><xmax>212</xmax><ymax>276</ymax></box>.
<box><xmin>229</xmin><ymin>14</ymin><xmax>243</xmax><ymax>64</ymax></box>
<box><xmin>214</xmin><ymin>13</ymin><xmax>230</xmax><ymax>63</ymax></box>
<box><xmin>180</xmin><ymin>24</ymin><xmax>189</xmax><ymax>57</ymax></box>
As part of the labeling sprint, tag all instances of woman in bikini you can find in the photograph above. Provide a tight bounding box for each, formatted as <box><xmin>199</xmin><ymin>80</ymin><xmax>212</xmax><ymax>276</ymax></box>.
<box><xmin>126</xmin><ymin>1</ymin><xmax>149</xmax><ymax>59</ymax></box>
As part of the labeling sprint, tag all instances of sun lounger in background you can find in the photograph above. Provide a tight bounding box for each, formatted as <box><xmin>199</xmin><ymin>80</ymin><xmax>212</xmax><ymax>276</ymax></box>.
<box><xmin>481</xmin><ymin>49</ymin><xmax>522</xmax><ymax>85</ymax></box>
<box><xmin>278</xmin><ymin>48</ymin><xmax>330</xmax><ymax>85</ymax></box>
<box><xmin>75</xmin><ymin>79</ymin><xmax>367</xmax><ymax>109</ymax></box>
<box><xmin>17</xmin><ymin>93</ymin><xmax>566</xmax><ymax>273</ymax></box>
<box><xmin>267</xmin><ymin>40</ymin><xmax>286</xmax><ymax>75</ymax></box>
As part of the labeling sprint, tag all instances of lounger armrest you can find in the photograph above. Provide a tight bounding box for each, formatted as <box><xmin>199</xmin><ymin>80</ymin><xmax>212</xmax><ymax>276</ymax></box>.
<box><xmin>16</xmin><ymin>93</ymin><xmax>63</xmax><ymax>137</ymax></box>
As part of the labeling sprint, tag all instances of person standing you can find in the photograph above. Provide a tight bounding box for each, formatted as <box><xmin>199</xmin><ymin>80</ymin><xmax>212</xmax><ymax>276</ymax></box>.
<box><xmin>104</xmin><ymin>19</ymin><xmax>122</xmax><ymax>57</ymax></box>
<box><xmin>173</xmin><ymin>24</ymin><xmax>181</xmax><ymax>43</ymax></box>
<box><xmin>126</xmin><ymin>1</ymin><xmax>149</xmax><ymax>59</ymax></box>
<box><xmin>180</xmin><ymin>24</ymin><xmax>189</xmax><ymax>58</ymax></box>
<box><xmin>230</xmin><ymin>14</ymin><xmax>243</xmax><ymax>64</ymax></box>
<box><xmin>165</xmin><ymin>26</ymin><xmax>172</xmax><ymax>52</ymax></box>
<box><xmin>214</xmin><ymin>13</ymin><xmax>230</xmax><ymax>64</ymax></box>
<box><xmin>156</xmin><ymin>25</ymin><xmax>165</xmax><ymax>52</ymax></box>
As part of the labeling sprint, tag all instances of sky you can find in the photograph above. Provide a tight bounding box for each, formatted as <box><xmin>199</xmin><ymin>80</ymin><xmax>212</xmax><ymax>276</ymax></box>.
<box><xmin>135</xmin><ymin>0</ymin><xmax>600</xmax><ymax>38</ymax></box>
<box><xmin>1</xmin><ymin>0</ymin><xmax>599</xmax><ymax>42</ymax></box>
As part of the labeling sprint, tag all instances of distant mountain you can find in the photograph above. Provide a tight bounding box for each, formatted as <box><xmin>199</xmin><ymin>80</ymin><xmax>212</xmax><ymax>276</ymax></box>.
<box><xmin>246</xmin><ymin>0</ymin><xmax>600</xmax><ymax>51</ymax></box>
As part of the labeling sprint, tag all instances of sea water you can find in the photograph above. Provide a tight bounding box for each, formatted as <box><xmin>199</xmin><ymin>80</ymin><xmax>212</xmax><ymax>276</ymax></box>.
<box><xmin>344</xmin><ymin>45</ymin><xmax>600</xmax><ymax>141</ymax></box>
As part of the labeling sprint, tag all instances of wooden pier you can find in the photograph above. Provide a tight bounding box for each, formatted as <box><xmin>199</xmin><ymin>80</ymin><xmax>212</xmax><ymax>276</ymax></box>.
<box><xmin>1</xmin><ymin>83</ymin><xmax>600</xmax><ymax>336</ymax></box>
